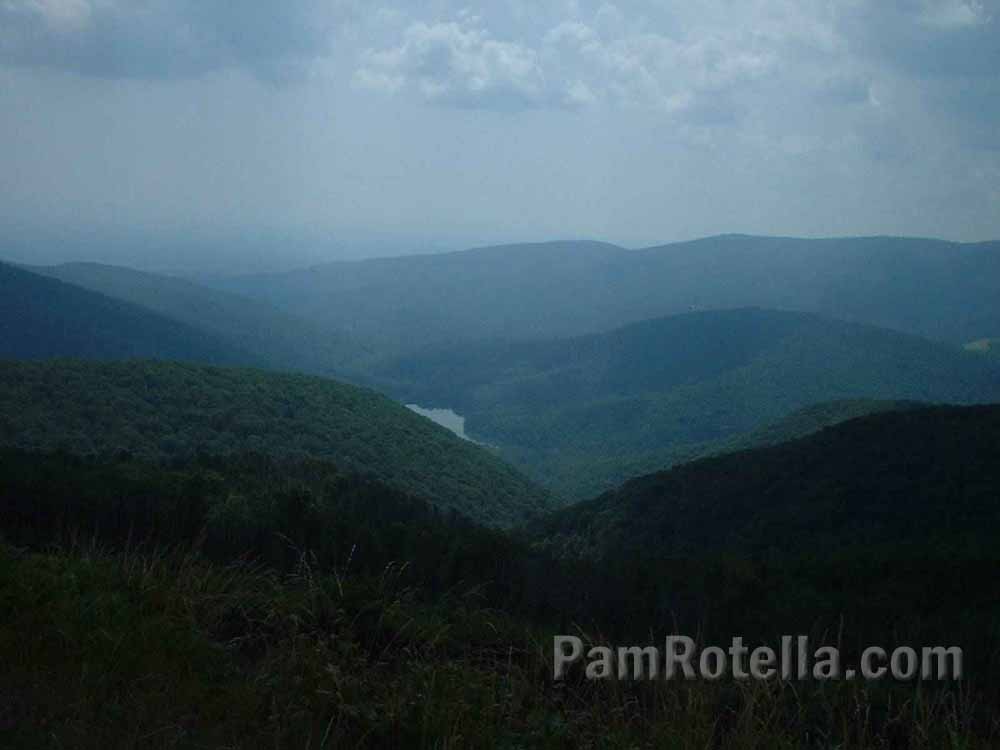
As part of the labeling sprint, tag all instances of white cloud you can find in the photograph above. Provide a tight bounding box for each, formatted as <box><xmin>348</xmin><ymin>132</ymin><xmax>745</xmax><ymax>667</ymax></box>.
<box><xmin>359</xmin><ymin>8</ymin><xmax>785</xmax><ymax>117</ymax></box>
<box><xmin>356</xmin><ymin>19</ymin><xmax>552</xmax><ymax>110</ymax></box>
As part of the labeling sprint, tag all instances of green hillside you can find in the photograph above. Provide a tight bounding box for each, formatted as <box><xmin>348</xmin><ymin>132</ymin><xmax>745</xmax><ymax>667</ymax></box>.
<box><xmin>0</xmin><ymin>359</ymin><xmax>552</xmax><ymax>527</ymax></box>
<box><xmin>371</xmin><ymin>309</ymin><xmax>1000</xmax><ymax>499</ymax></box>
<box><xmin>542</xmin><ymin>398</ymin><xmax>922</xmax><ymax>498</ymax></box>
<box><xmin>0</xmin><ymin>261</ymin><xmax>253</xmax><ymax>365</ymax></box>
<box><xmin>533</xmin><ymin>404</ymin><xmax>1000</xmax><ymax>560</ymax></box>
<box><xmin>31</xmin><ymin>261</ymin><xmax>368</xmax><ymax>375</ymax></box>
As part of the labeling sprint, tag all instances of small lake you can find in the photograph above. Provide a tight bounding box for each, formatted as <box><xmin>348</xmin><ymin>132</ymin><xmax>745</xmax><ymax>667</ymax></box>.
<box><xmin>406</xmin><ymin>404</ymin><xmax>477</xmax><ymax>443</ymax></box>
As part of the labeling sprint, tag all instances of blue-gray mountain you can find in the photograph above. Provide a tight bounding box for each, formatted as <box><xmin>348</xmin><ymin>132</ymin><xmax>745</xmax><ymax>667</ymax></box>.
<box><xmin>208</xmin><ymin>235</ymin><xmax>1000</xmax><ymax>356</ymax></box>
<box><xmin>0</xmin><ymin>261</ymin><xmax>254</xmax><ymax>365</ymax></box>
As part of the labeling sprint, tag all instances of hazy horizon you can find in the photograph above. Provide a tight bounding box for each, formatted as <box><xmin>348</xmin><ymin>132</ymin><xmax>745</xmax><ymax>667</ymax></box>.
<box><xmin>2</xmin><ymin>1</ymin><xmax>998</xmax><ymax>274</ymax></box>
<box><xmin>4</xmin><ymin>228</ymin><xmax>1000</xmax><ymax>278</ymax></box>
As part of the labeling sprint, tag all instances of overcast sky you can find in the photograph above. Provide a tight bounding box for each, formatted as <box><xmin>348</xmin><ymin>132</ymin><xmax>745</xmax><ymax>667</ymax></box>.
<box><xmin>1</xmin><ymin>1</ymin><xmax>998</xmax><ymax>271</ymax></box>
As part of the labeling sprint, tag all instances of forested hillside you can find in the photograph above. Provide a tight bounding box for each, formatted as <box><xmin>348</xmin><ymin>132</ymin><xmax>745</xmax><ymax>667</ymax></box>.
<box><xmin>0</xmin><ymin>360</ymin><xmax>552</xmax><ymax>527</ymax></box>
<box><xmin>31</xmin><ymin>261</ymin><xmax>367</xmax><ymax>375</ymax></box>
<box><xmin>4</xmin><ymin>405</ymin><xmax>1000</xmax><ymax>747</ymax></box>
<box><xmin>371</xmin><ymin>309</ymin><xmax>1000</xmax><ymax>498</ymax></box>
<box><xmin>533</xmin><ymin>404</ymin><xmax>1000</xmax><ymax>560</ymax></box>
<box><xmin>209</xmin><ymin>235</ymin><xmax>1000</xmax><ymax>355</ymax></box>
<box><xmin>550</xmin><ymin>398</ymin><xmax>922</xmax><ymax>498</ymax></box>
<box><xmin>0</xmin><ymin>262</ymin><xmax>254</xmax><ymax>365</ymax></box>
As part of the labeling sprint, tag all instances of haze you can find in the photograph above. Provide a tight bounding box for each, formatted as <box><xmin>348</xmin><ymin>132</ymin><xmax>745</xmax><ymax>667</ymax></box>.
<box><xmin>1</xmin><ymin>0</ymin><xmax>998</xmax><ymax>272</ymax></box>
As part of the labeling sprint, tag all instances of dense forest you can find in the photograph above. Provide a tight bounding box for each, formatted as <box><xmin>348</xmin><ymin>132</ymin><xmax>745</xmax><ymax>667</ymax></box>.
<box><xmin>0</xmin><ymin>359</ymin><xmax>552</xmax><ymax>527</ymax></box>
<box><xmin>545</xmin><ymin>398</ymin><xmax>922</xmax><ymax>499</ymax></box>
<box><xmin>3</xmin><ymin>404</ymin><xmax>1000</xmax><ymax>747</ymax></box>
<box><xmin>370</xmin><ymin>309</ymin><xmax>1000</xmax><ymax>498</ymax></box>
<box><xmin>532</xmin><ymin>404</ymin><xmax>1000</xmax><ymax>560</ymax></box>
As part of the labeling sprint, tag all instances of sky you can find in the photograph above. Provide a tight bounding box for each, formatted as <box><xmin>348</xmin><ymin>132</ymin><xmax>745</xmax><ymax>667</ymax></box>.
<box><xmin>0</xmin><ymin>0</ymin><xmax>998</xmax><ymax>272</ymax></box>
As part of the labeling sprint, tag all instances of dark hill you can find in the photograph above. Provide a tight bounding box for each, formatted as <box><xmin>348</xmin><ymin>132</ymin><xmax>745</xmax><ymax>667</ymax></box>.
<box><xmin>0</xmin><ymin>262</ymin><xmax>251</xmax><ymax>365</ymax></box>
<box><xmin>29</xmin><ymin>261</ymin><xmax>367</xmax><ymax>375</ymax></box>
<box><xmin>534</xmin><ymin>404</ymin><xmax>1000</xmax><ymax>559</ymax></box>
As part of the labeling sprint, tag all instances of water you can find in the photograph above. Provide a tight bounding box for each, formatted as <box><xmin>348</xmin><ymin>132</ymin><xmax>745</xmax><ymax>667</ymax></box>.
<box><xmin>406</xmin><ymin>404</ymin><xmax>476</xmax><ymax>442</ymax></box>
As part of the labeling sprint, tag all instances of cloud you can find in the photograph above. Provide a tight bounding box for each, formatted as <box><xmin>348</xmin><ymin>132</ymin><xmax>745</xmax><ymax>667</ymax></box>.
<box><xmin>357</xmin><ymin>10</ymin><xmax>782</xmax><ymax>117</ymax></box>
<box><xmin>355</xmin><ymin>19</ymin><xmax>555</xmax><ymax>110</ymax></box>
<box><xmin>554</xmin><ymin>25</ymin><xmax>778</xmax><ymax>114</ymax></box>
<box><xmin>917</xmin><ymin>0</ymin><xmax>991</xmax><ymax>29</ymax></box>
<box><xmin>837</xmin><ymin>0</ymin><xmax>999</xmax><ymax>78</ymax></box>
<box><xmin>0</xmin><ymin>0</ymin><xmax>352</xmax><ymax>80</ymax></box>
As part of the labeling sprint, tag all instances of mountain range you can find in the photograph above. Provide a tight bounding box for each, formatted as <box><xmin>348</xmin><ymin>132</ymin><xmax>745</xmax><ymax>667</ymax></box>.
<box><xmin>206</xmin><ymin>235</ymin><xmax>1000</xmax><ymax>358</ymax></box>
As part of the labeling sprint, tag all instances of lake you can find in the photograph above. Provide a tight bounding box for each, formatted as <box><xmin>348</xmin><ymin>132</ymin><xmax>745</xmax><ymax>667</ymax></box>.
<box><xmin>406</xmin><ymin>404</ymin><xmax>477</xmax><ymax>443</ymax></box>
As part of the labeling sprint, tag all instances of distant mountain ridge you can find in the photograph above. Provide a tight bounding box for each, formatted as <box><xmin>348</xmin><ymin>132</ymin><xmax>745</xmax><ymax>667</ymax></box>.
<box><xmin>0</xmin><ymin>262</ymin><xmax>254</xmax><ymax>365</ymax></box>
<box><xmin>16</xmin><ymin>235</ymin><xmax>1000</xmax><ymax>370</ymax></box>
<box><xmin>28</xmin><ymin>261</ymin><xmax>367</xmax><ymax>375</ymax></box>
<box><xmin>206</xmin><ymin>235</ymin><xmax>1000</xmax><ymax>356</ymax></box>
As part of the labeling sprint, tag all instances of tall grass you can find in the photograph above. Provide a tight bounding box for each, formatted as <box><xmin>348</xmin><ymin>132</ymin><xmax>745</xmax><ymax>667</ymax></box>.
<box><xmin>1</xmin><ymin>540</ymin><xmax>996</xmax><ymax>749</ymax></box>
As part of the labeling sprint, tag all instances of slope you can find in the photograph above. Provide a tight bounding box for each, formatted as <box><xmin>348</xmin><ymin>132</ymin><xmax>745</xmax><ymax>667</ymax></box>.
<box><xmin>30</xmin><ymin>261</ymin><xmax>368</xmax><ymax>374</ymax></box>
<box><xmin>0</xmin><ymin>359</ymin><xmax>552</xmax><ymax>527</ymax></box>
<box><xmin>533</xmin><ymin>404</ymin><xmax>1000</xmax><ymax>559</ymax></box>
<box><xmin>0</xmin><ymin>262</ymin><xmax>252</xmax><ymax>365</ymax></box>
<box><xmin>547</xmin><ymin>398</ymin><xmax>923</xmax><ymax>498</ymax></box>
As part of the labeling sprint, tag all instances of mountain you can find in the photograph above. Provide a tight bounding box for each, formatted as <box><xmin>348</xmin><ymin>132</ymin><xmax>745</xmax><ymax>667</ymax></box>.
<box><xmin>533</xmin><ymin>404</ymin><xmax>1000</xmax><ymax>560</ymax></box>
<box><xmin>0</xmin><ymin>261</ymin><xmax>252</xmax><ymax>365</ymax></box>
<box><xmin>207</xmin><ymin>240</ymin><xmax>626</xmax><ymax>356</ymax></box>
<box><xmin>0</xmin><ymin>359</ymin><xmax>552</xmax><ymax>527</ymax></box>
<box><xmin>29</xmin><ymin>261</ymin><xmax>367</xmax><ymax>375</ymax></box>
<box><xmin>548</xmin><ymin>398</ymin><xmax>923</xmax><ymax>498</ymax></box>
<box><xmin>207</xmin><ymin>235</ymin><xmax>1000</xmax><ymax>357</ymax></box>
<box><xmin>370</xmin><ymin>309</ymin><xmax>1000</xmax><ymax>499</ymax></box>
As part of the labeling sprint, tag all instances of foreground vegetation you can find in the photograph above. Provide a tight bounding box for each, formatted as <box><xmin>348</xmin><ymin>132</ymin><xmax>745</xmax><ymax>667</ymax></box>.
<box><xmin>5</xmin><ymin>540</ymin><xmax>998</xmax><ymax>749</ymax></box>
<box><xmin>3</xmin><ymin>418</ymin><xmax>1000</xmax><ymax>747</ymax></box>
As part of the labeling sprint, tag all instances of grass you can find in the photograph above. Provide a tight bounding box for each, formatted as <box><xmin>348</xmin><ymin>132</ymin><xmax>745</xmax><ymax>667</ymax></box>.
<box><xmin>2</xmin><ymin>540</ymin><xmax>997</xmax><ymax>749</ymax></box>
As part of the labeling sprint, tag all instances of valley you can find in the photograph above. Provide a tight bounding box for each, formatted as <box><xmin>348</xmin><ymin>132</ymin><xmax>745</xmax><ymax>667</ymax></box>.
<box><xmin>6</xmin><ymin>5</ymin><xmax>1000</xmax><ymax>742</ymax></box>
<box><xmin>3</xmin><ymin>234</ymin><xmax>1000</xmax><ymax>748</ymax></box>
